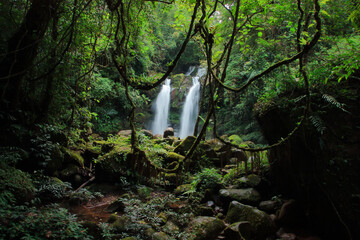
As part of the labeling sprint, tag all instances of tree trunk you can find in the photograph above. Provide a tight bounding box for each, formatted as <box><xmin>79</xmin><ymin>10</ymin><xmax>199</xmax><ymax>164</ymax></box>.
<box><xmin>0</xmin><ymin>0</ymin><xmax>57</xmax><ymax>110</ymax></box>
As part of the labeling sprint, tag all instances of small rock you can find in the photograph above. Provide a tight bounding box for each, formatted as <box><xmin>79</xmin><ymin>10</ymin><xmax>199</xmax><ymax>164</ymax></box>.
<box><xmin>138</xmin><ymin>186</ymin><xmax>151</xmax><ymax>199</ymax></box>
<box><xmin>163</xmin><ymin>221</ymin><xmax>180</xmax><ymax>233</ymax></box>
<box><xmin>117</xmin><ymin>130</ymin><xmax>132</xmax><ymax>137</ymax></box>
<box><xmin>259</xmin><ymin>200</ymin><xmax>280</xmax><ymax>213</ymax></box>
<box><xmin>145</xmin><ymin>228</ymin><xmax>156</xmax><ymax>238</ymax></box>
<box><xmin>163</xmin><ymin>127</ymin><xmax>174</xmax><ymax>138</ymax></box>
<box><xmin>195</xmin><ymin>206</ymin><xmax>214</xmax><ymax>216</ymax></box>
<box><xmin>105</xmin><ymin>199</ymin><xmax>125</xmax><ymax>213</ymax></box>
<box><xmin>153</xmin><ymin>231</ymin><xmax>170</xmax><ymax>240</ymax></box>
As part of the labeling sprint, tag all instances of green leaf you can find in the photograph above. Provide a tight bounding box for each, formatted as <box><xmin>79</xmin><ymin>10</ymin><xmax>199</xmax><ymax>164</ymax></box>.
<box><xmin>258</xmin><ymin>32</ymin><xmax>263</xmax><ymax>37</ymax></box>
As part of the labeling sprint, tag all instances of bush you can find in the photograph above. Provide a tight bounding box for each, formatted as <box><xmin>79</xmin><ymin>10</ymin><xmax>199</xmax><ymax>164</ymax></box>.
<box><xmin>0</xmin><ymin>204</ymin><xmax>92</xmax><ymax>240</ymax></box>
<box><xmin>190</xmin><ymin>168</ymin><xmax>223</xmax><ymax>192</ymax></box>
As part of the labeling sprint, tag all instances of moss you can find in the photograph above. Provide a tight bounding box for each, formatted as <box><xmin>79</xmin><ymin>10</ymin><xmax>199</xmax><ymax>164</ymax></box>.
<box><xmin>174</xmin><ymin>184</ymin><xmax>192</xmax><ymax>195</ymax></box>
<box><xmin>111</xmin><ymin>215</ymin><xmax>130</xmax><ymax>232</ymax></box>
<box><xmin>174</xmin><ymin>136</ymin><xmax>196</xmax><ymax>155</ymax></box>
<box><xmin>107</xmin><ymin>214</ymin><xmax>119</xmax><ymax>224</ymax></box>
<box><xmin>188</xmin><ymin>216</ymin><xmax>225</xmax><ymax>240</ymax></box>
<box><xmin>63</xmin><ymin>148</ymin><xmax>84</xmax><ymax>167</ymax></box>
<box><xmin>138</xmin><ymin>186</ymin><xmax>152</xmax><ymax>199</ymax></box>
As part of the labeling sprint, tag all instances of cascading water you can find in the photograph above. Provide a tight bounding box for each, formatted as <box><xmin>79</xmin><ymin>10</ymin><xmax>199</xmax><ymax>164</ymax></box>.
<box><xmin>151</xmin><ymin>79</ymin><xmax>171</xmax><ymax>135</ymax></box>
<box><xmin>178</xmin><ymin>67</ymin><xmax>206</xmax><ymax>139</ymax></box>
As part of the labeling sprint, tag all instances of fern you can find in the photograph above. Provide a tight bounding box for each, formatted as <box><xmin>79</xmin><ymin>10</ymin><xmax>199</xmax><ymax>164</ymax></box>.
<box><xmin>322</xmin><ymin>94</ymin><xmax>350</xmax><ymax>114</ymax></box>
<box><xmin>309</xmin><ymin>115</ymin><xmax>326</xmax><ymax>135</ymax></box>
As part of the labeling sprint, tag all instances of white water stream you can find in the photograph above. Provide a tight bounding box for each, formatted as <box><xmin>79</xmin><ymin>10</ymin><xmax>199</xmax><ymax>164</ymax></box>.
<box><xmin>178</xmin><ymin>67</ymin><xmax>206</xmax><ymax>139</ymax></box>
<box><xmin>151</xmin><ymin>78</ymin><xmax>171</xmax><ymax>135</ymax></box>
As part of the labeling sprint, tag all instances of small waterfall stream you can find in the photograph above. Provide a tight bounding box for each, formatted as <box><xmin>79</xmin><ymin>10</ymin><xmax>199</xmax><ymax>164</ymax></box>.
<box><xmin>178</xmin><ymin>67</ymin><xmax>206</xmax><ymax>139</ymax></box>
<box><xmin>151</xmin><ymin>79</ymin><xmax>171</xmax><ymax>135</ymax></box>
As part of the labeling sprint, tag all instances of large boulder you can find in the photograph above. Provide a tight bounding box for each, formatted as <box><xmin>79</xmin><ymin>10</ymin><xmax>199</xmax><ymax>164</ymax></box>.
<box><xmin>234</xmin><ymin>174</ymin><xmax>262</xmax><ymax>188</ymax></box>
<box><xmin>140</xmin><ymin>129</ymin><xmax>154</xmax><ymax>138</ymax></box>
<box><xmin>225</xmin><ymin>201</ymin><xmax>275</xmax><ymax>240</ymax></box>
<box><xmin>219</xmin><ymin>188</ymin><xmax>261</xmax><ymax>206</ymax></box>
<box><xmin>163</xmin><ymin>127</ymin><xmax>174</xmax><ymax>138</ymax></box>
<box><xmin>187</xmin><ymin>216</ymin><xmax>225</xmax><ymax>240</ymax></box>
<box><xmin>174</xmin><ymin>136</ymin><xmax>196</xmax><ymax>155</ymax></box>
<box><xmin>117</xmin><ymin>130</ymin><xmax>132</xmax><ymax>137</ymax></box>
<box><xmin>95</xmin><ymin>146</ymin><xmax>131</xmax><ymax>183</ymax></box>
<box><xmin>223</xmin><ymin>221</ymin><xmax>253</xmax><ymax>240</ymax></box>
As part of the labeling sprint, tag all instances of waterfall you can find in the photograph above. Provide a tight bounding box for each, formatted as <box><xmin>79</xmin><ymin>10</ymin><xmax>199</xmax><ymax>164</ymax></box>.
<box><xmin>178</xmin><ymin>67</ymin><xmax>206</xmax><ymax>139</ymax></box>
<box><xmin>151</xmin><ymin>79</ymin><xmax>171</xmax><ymax>135</ymax></box>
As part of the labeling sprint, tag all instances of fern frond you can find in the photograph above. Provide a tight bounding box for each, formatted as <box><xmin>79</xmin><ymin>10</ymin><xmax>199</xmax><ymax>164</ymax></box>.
<box><xmin>322</xmin><ymin>94</ymin><xmax>350</xmax><ymax>114</ymax></box>
<box><xmin>309</xmin><ymin>115</ymin><xmax>326</xmax><ymax>135</ymax></box>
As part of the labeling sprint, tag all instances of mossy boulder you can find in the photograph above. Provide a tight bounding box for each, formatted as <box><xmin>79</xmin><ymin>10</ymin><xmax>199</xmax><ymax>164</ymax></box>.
<box><xmin>187</xmin><ymin>216</ymin><xmax>225</xmax><ymax>240</ymax></box>
<box><xmin>82</xmin><ymin>221</ymin><xmax>102</xmax><ymax>239</ymax></box>
<box><xmin>46</xmin><ymin>145</ymin><xmax>64</xmax><ymax>175</ymax></box>
<box><xmin>174</xmin><ymin>184</ymin><xmax>192</xmax><ymax>195</ymax></box>
<box><xmin>63</xmin><ymin>148</ymin><xmax>84</xmax><ymax>167</ymax></box>
<box><xmin>194</xmin><ymin>205</ymin><xmax>214</xmax><ymax>216</ymax></box>
<box><xmin>234</xmin><ymin>174</ymin><xmax>262</xmax><ymax>188</ymax></box>
<box><xmin>121</xmin><ymin>237</ymin><xmax>137</xmax><ymax>240</ymax></box>
<box><xmin>219</xmin><ymin>188</ymin><xmax>261</xmax><ymax>206</ymax></box>
<box><xmin>164</xmin><ymin>152</ymin><xmax>184</xmax><ymax>165</ymax></box>
<box><xmin>60</xmin><ymin>163</ymin><xmax>80</xmax><ymax>180</ymax></box>
<box><xmin>152</xmin><ymin>232</ymin><xmax>169</xmax><ymax>240</ymax></box>
<box><xmin>138</xmin><ymin>186</ymin><xmax>152</xmax><ymax>199</ymax></box>
<box><xmin>223</xmin><ymin>221</ymin><xmax>254</xmax><ymax>240</ymax></box>
<box><xmin>174</xmin><ymin>136</ymin><xmax>196</xmax><ymax>155</ymax></box>
<box><xmin>95</xmin><ymin>148</ymin><xmax>130</xmax><ymax>183</ymax></box>
<box><xmin>163</xmin><ymin>221</ymin><xmax>179</xmax><ymax>233</ymax></box>
<box><xmin>110</xmin><ymin>215</ymin><xmax>130</xmax><ymax>232</ymax></box>
<box><xmin>225</xmin><ymin>201</ymin><xmax>274</xmax><ymax>240</ymax></box>
<box><xmin>105</xmin><ymin>199</ymin><xmax>125</xmax><ymax>213</ymax></box>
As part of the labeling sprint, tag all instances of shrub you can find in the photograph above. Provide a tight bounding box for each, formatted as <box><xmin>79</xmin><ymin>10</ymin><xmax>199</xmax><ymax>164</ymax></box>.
<box><xmin>0</xmin><ymin>204</ymin><xmax>92</xmax><ymax>240</ymax></box>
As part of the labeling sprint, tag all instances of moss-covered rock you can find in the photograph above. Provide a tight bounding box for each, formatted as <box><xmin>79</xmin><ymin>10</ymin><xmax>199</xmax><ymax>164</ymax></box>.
<box><xmin>60</xmin><ymin>163</ymin><xmax>80</xmax><ymax>180</ymax></box>
<box><xmin>174</xmin><ymin>136</ymin><xmax>196</xmax><ymax>155</ymax></box>
<box><xmin>194</xmin><ymin>205</ymin><xmax>214</xmax><ymax>216</ymax></box>
<box><xmin>234</xmin><ymin>174</ymin><xmax>262</xmax><ymax>188</ymax></box>
<box><xmin>152</xmin><ymin>232</ymin><xmax>169</xmax><ymax>240</ymax></box>
<box><xmin>187</xmin><ymin>216</ymin><xmax>225</xmax><ymax>240</ymax></box>
<box><xmin>163</xmin><ymin>221</ymin><xmax>179</xmax><ymax>233</ymax></box>
<box><xmin>105</xmin><ymin>198</ymin><xmax>125</xmax><ymax>213</ymax></box>
<box><xmin>46</xmin><ymin>145</ymin><xmax>64</xmax><ymax>175</ymax></box>
<box><xmin>82</xmin><ymin>221</ymin><xmax>102</xmax><ymax>239</ymax></box>
<box><xmin>138</xmin><ymin>186</ymin><xmax>152</xmax><ymax>199</ymax></box>
<box><xmin>219</xmin><ymin>188</ymin><xmax>261</xmax><ymax>206</ymax></box>
<box><xmin>165</xmin><ymin>152</ymin><xmax>184</xmax><ymax>165</ymax></box>
<box><xmin>225</xmin><ymin>201</ymin><xmax>274</xmax><ymax>240</ymax></box>
<box><xmin>107</xmin><ymin>214</ymin><xmax>119</xmax><ymax>224</ymax></box>
<box><xmin>63</xmin><ymin>148</ymin><xmax>84</xmax><ymax>167</ymax></box>
<box><xmin>121</xmin><ymin>237</ymin><xmax>137</xmax><ymax>240</ymax></box>
<box><xmin>110</xmin><ymin>215</ymin><xmax>130</xmax><ymax>232</ymax></box>
<box><xmin>95</xmin><ymin>147</ymin><xmax>130</xmax><ymax>183</ymax></box>
<box><xmin>174</xmin><ymin>184</ymin><xmax>192</xmax><ymax>195</ymax></box>
<box><xmin>223</xmin><ymin>221</ymin><xmax>253</xmax><ymax>240</ymax></box>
